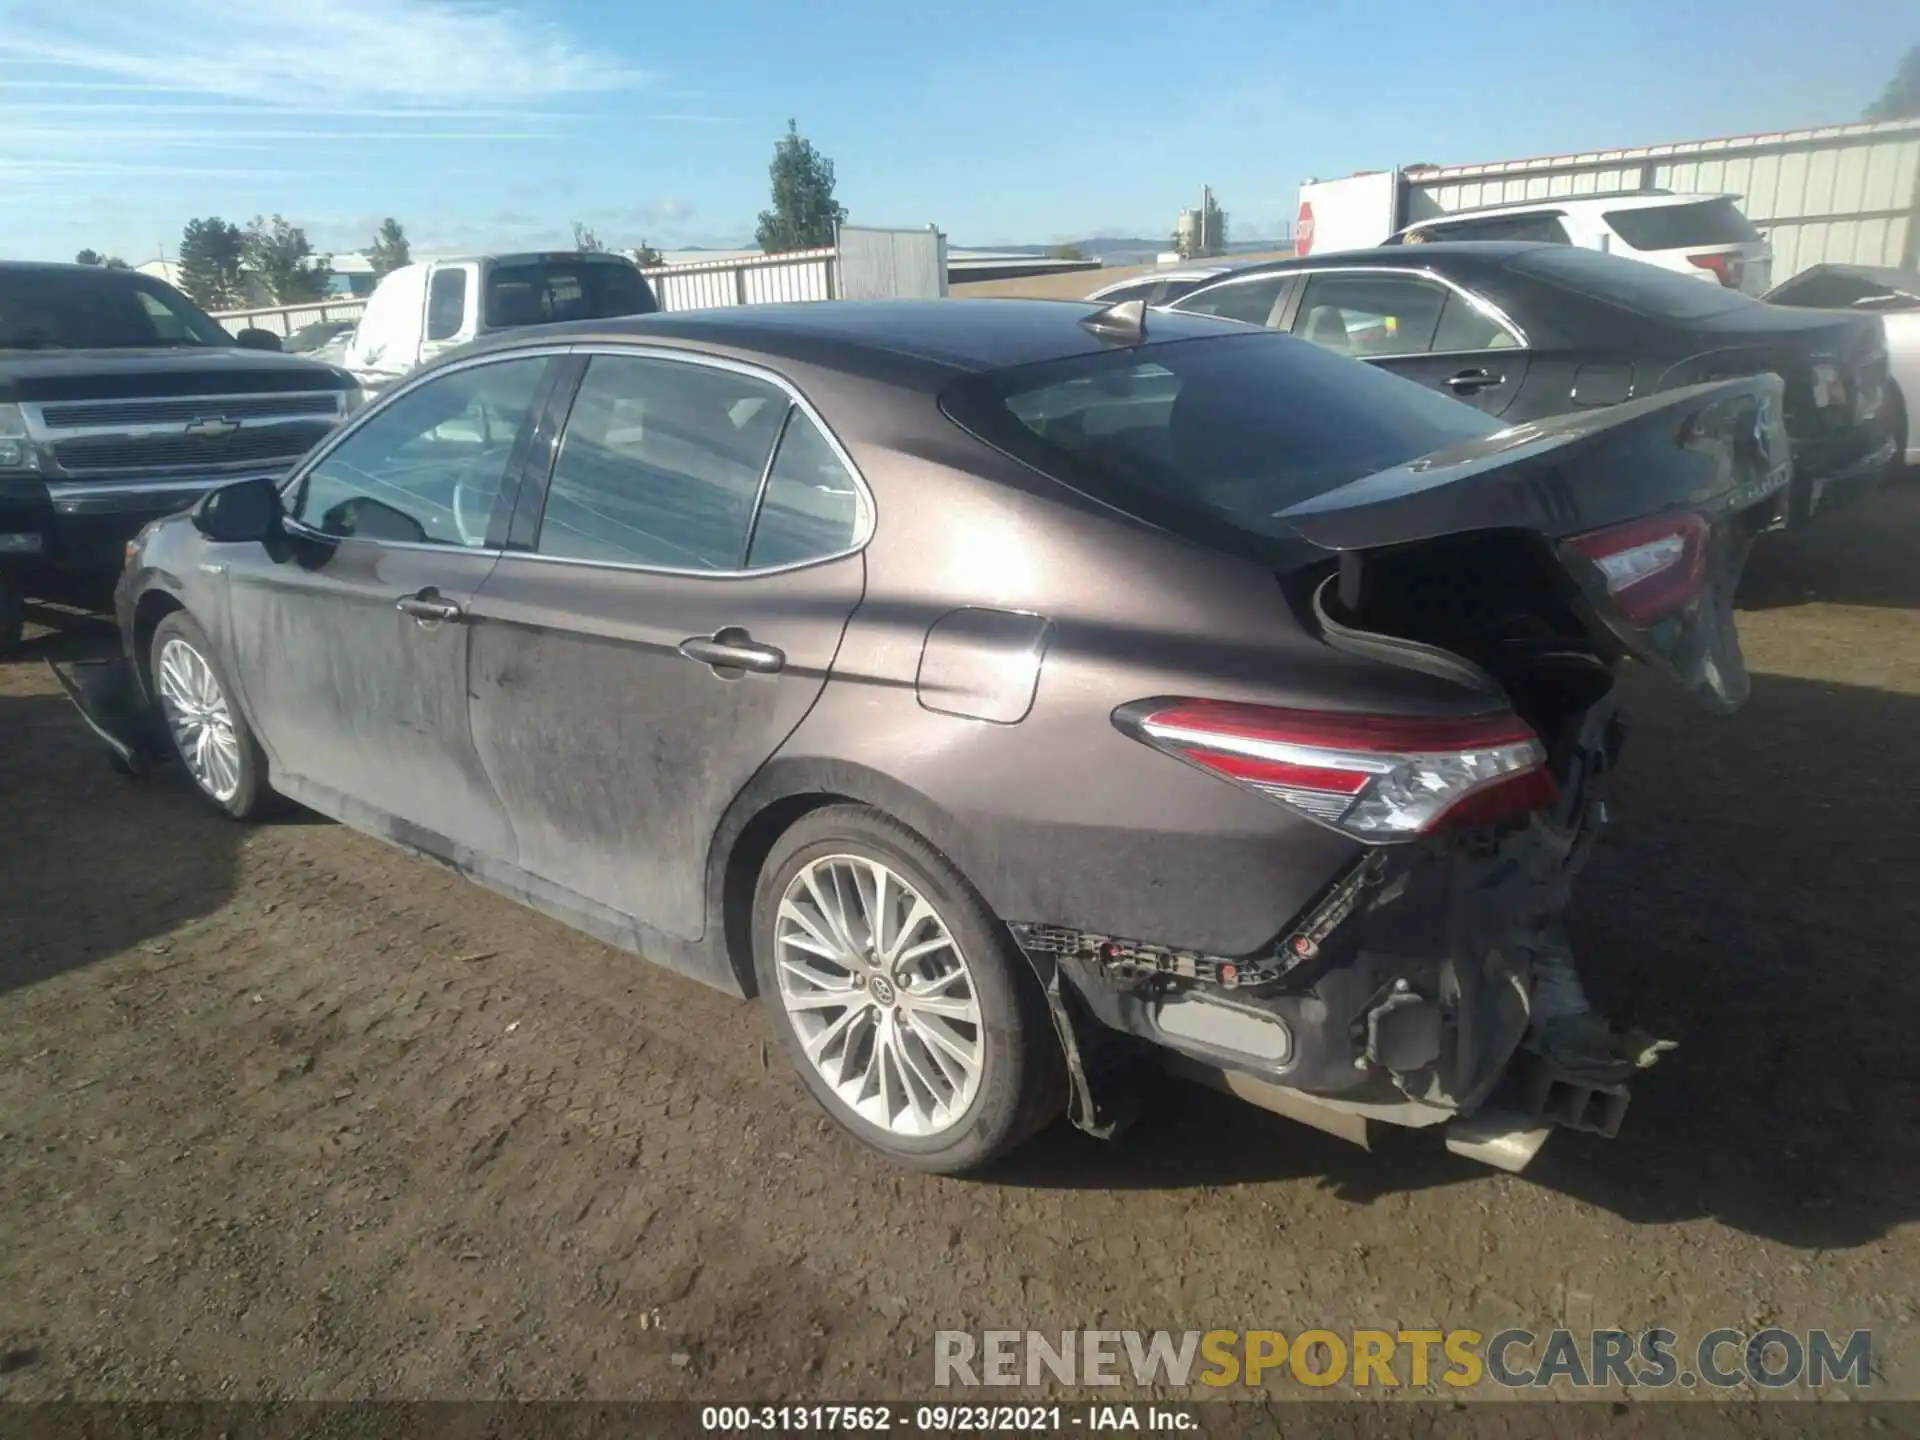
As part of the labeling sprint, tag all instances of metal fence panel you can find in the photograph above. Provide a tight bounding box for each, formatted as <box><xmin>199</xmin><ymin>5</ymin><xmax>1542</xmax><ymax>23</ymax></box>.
<box><xmin>835</xmin><ymin>226</ymin><xmax>947</xmax><ymax>299</ymax></box>
<box><xmin>1407</xmin><ymin>119</ymin><xmax>1920</xmax><ymax>278</ymax></box>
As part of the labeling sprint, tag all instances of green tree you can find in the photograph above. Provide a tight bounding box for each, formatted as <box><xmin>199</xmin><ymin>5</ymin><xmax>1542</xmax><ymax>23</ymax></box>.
<box><xmin>1864</xmin><ymin>44</ymin><xmax>1920</xmax><ymax>120</ymax></box>
<box><xmin>365</xmin><ymin>217</ymin><xmax>411</xmax><ymax>276</ymax></box>
<box><xmin>177</xmin><ymin>217</ymin><xmax>247</xmax><ymax>309</ymax></box>
<box><xmin>755</xmin><ymin>119</ymin><xmax>848</xmax><ymax>253</ymax></box>
<box><xmin>572</xmin><ymin>221</ymin><xmax>606</xmax><ymax>253</ymax></box>
<box><xmin>244</xmin><ymin>215</ymin><xmax>331</xmax><ymax>303</ymax></box>
<box><xmin>1047</xmin><ymin>243</ymin><xmax>1086</xmax><ymax>261</ymax></box>
<box><xmin>74</xmin><ymin>248</ymin><xmax>130</xmax><ymax>268</ymax></box>
<box><xmin>631</xmin><ymin>241</ymin><xmax>663</xmax><ymax>267</ymax></box>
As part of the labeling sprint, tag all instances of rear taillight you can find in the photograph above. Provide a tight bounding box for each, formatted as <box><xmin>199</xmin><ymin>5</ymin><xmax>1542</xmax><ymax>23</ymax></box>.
<box><xmin>1686</xmin><ymin>252</ymin><xmax>1742</xmax><ymax>288</ymax></box>
<box><xmin>1567</xmin><ymin>511</ymin><xmax>1709</xmax><ymax>624</ymax></box>
<box><xmin>1118</xmin><ymin>700</ymin><xmax>1555</xmax><ymax>841</ymax></box>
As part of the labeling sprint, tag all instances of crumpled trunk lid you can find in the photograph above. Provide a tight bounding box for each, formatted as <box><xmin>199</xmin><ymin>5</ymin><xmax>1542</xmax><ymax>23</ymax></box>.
<box><xmin>1277</xmin><ymin>375</ymin><xmax>1791</xmax><ymax>714</ymax></box>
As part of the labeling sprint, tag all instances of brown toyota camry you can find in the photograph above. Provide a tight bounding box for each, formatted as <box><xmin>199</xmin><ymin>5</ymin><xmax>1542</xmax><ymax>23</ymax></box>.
<box><xmin>57</xmin><ymin>298</ymin><xmax>1791</xmax><ymax>1175</ymax></box>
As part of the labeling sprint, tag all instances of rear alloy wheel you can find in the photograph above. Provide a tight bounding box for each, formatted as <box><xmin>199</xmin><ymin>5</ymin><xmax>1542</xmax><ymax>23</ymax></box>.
<box><xmin>753</xmin><ymin>806</ymin><xmax>1064</xmax><ymax>1173</ymax></box>
<box><xmin>149</xmin><ymin>611</ymin><xmax>274</xmax><ymax>820</ymax></box>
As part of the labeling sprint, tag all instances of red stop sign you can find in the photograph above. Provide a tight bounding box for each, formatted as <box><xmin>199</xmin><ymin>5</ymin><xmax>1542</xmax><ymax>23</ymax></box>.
<box><xmin>1296</xmin><ymin>199</ymin><xmax>1315</xmax><ymax>256</ymax></box>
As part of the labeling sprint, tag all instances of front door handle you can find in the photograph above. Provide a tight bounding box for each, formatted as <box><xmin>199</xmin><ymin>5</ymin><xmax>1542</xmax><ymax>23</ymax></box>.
<box><xmin>678</xmin><ymin>627</ymin><xmax>785</xmax><ymax>676</ymax></box>
<box><xmin>396</xmin><ymin>589</ymin><xmax>465</xmax><ymax>623</ymax></box>
<box><xmin>1445</xmin><ymin>368</ymin><xmax>1502</xmax><ymax>394</ymax></box>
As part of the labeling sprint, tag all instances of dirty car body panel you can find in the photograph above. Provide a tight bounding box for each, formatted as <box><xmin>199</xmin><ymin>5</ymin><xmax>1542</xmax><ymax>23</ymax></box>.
<box><xmin>69</xmin><ymin>300</ymin><xmax>1791</xmax><ymax>1167</ymax></box>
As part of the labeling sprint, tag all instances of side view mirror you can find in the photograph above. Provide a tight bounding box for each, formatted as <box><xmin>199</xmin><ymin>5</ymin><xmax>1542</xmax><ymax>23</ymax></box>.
<box><xmin>235</xmin><ymin>327</ymin><xmax>283</xmax><ymax>352</ymax></box>
<box><xmin>192</xmin><ymin>476</ymin><xmax>284</xmax><ymax>543</ymax></box>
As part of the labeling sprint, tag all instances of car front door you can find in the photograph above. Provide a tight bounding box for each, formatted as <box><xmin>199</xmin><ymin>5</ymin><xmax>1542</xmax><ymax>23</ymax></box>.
<box><xmin>463</xmin><ymin>349</ymin><xmax>869</xmax><ymax>942</ymax></box>
<box><xmin>1287</xmin><ymin>270</ymin><xmax>1531</xmax><ymax>417</ymax></box>
<box><xmin>221</xmin><ymin>352</ymin><xmax>557</xmax><ymax>859</ymax></box>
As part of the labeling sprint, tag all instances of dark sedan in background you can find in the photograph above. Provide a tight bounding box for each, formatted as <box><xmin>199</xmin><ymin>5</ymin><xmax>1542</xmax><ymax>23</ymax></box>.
<box><xmin>59</xmin><ymin>299</ymin><xmax>1791</xmax><ymax>1177</ymax></box>
<box><xmin>1169</xmin><ymin>242</ymin><xmax>1896</xmax><ymax>527</ymax></box>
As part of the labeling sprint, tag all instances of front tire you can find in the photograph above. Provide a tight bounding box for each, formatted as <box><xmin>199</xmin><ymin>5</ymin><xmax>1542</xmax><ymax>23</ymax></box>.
<box><xmin>752</xmin><ymin>805</ymin><xmax>1065</xmax><ymax>1173</ymax></box>
<box><xmin>148</xmin><ymin>611</ymin><xmax>273</xmax><ymax>820</ymax></box>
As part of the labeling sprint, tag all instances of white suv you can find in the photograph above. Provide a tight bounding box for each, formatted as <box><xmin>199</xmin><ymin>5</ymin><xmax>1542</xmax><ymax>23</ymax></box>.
<box><xmin>1385</xmin><ymin>193</ymin><xmax>1773</xmax><ymax>296</ymax></box>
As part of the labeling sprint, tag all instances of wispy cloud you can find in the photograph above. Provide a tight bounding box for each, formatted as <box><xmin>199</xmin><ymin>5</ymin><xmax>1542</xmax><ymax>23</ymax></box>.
<box><xmin>1</xmin><ymin>0</ymin><xmax>640</xmax><ymax>109</ymax></box>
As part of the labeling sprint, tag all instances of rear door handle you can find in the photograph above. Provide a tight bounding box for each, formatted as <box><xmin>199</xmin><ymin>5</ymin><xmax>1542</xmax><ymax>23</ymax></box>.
<box><xmin>396</xmin><ymin>590</ymin><xmax>465</xmax><ymax>623</ymax></box>
<box><xmin>1445</xmin><ymin>368</ymin><xmax>1502</xmax><ymax>393</ymax></box>
<box><xmin>678</xmin><ymin>627</ymin><xmax>785</xmax><ymax>676</ymax></box>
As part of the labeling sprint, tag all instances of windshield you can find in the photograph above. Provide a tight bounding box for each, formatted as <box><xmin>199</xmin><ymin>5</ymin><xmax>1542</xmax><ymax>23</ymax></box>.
<box><xmin>0</xmin><ymin>269</ymin><xmax>235</xmax><ymax>350</ymax></box>
<box><xmin>483</xmin><ymin>260</ymin><xmax>658</xmax><ymax>329</ymax></box>
<box><xmin>941</xmin><ymin>331</ymin><xmax>1500</xmax><ymax>545</ymax></box>
<box><xmin>1505</xmin><ymin>245</ymin><xmax>1753</xmax><ymax>320</ymax></box>
<box><xmin>1603</xmin><ymin>198</ymin><xmax>1762</xmax><ymax>252</ymax></box>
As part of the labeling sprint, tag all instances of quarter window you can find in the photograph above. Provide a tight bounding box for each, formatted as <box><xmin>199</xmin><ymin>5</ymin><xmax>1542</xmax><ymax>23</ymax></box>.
<box><xmin>746</xmin><ymin>411</ymin><xmax>864</xmax><ymax>569</ymax></box>
<box><xmin>537</xmin><ymin>356</ymin><xmax>789</xmax><ymax>570</ymax></box>
<box><xmin>1291</xmin><ymin>273</ymin><xmax>1448</xmax><ymax>356</ymax></box>
<box><xmin>1432</xmin><ymin>292</ymin><xmax>1522</xmax><ymax>352</ymax></box>
<box><xmin>293</xmin><ymin>357</ymin><xmax>549</xmax><ymax>546</ymax></box>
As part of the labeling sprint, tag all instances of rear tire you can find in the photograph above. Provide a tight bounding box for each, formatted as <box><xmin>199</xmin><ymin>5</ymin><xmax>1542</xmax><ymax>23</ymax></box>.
<box><xmin>148</xmin><ymin>611</ymin><xmax>274</xmax><ymax>820</ymax></box>
<box><xmin>752</xmin><ymin>805</ymin><xmax>1065</xmax><ymax>1174</ymax></box>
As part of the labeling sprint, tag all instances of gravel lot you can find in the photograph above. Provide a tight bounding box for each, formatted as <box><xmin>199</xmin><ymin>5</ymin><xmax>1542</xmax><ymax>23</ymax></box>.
<box><xmin>2</xmin><ymin>485</ymin><xmax>1916</xmax><ymax>1405</ymax></box>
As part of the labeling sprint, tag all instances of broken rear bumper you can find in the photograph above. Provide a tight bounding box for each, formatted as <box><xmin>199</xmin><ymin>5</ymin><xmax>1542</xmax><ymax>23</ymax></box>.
<box><xmin>46</xmin><ymin>655</ymin><xmax>168</xmax><ymax>775</ymax></box>
<box><xmin>1010</xmin><ymin>704</ymin><xmax>1671</xmax><ymax>1171</ymax></box>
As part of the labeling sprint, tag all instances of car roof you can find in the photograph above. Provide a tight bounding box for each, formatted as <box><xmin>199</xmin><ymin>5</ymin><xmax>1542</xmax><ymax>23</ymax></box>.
<box><xmin>1394</xmin><ymin>192</ymin><xmax>1740</xmax><ymax>230</ymax></box>
<box><xmin>455</xmin><ymin>298</ymin><xmax>1245</xmax><ymax>378</ymax></box>
<box><xmin>1187</xmin><ymin>241</ymin><xmax>1545</xmax><ymax>283</ymax></box>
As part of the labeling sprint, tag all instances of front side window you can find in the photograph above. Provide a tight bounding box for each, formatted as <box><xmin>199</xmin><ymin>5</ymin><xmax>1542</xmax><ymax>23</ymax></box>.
<box><xmin>536</xmin><ymin>356</ymin><xmax>789</xmax><ymax>570</ymax></box>
<box><xmin>1174</xmin><ymin>275</ymin><xmax>1286</xmax><ymax>326</ymax></box>
<box><xmin>1291</xmin><ymin>273</ymin><xmax>1448</xmax><ymax>356</ymax></box>
<box><xmin>293</xmin><ymin>357</ymin><xmax>548</xmax><ymax>546</ymax></box>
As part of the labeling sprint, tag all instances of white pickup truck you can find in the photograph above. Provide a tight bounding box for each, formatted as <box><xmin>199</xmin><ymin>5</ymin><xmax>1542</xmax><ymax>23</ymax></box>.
<box><xmin>342</xmin><ymin>251</ymin><xmax>658</xmax><ymax>391</ymax></box>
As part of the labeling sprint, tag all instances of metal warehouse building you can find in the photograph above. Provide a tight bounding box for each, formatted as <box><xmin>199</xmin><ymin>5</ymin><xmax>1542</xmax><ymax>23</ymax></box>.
<box><xmin>1403</xmin><ymin>117</ymin><xmax>1920</xmax><ymax>280</ymax></box>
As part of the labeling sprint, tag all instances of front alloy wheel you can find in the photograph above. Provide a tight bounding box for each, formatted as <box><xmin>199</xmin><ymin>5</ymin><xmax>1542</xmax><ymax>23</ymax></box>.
<box><xmin>147</xmin><ymin>610</ymin><xmax>274</xmax><ymax>820</ymax></box>
<box><xmin>155</xmin><ymin>636</ymin><xmax>243</xmax><ymax>802</ymax></box>
<box><xmin>774</xmin><ymin>854</ymin><xmax>986</xmax><ymax>1138</ymax></box>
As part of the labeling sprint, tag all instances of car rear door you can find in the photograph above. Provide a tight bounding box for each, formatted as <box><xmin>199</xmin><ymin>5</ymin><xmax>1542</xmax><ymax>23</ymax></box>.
<box><xmin>463</xmin><ymin>347</ymin><xmax>869</xmax><ymax>943</ymax></box>
<box><xmin>1287</xmin><ymin>269</ymin><xmax>1531</xmax><ymax>417</ymax></box>
<box><xmin>223</xmin><ymin>351</ymin><xmax>560</xmax><ymax>859</ymax></box>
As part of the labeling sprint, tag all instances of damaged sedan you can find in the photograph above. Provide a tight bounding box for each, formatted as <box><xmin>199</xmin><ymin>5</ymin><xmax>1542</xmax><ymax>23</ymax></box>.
<box><xmin>56</xmin><ymin>299</ymin><xmax>1791</xmax><ymax>1175</ymax></box>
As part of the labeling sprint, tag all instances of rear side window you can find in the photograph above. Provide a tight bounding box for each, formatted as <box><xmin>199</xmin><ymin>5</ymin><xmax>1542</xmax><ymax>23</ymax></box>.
<box><xmin>426</xmin><ymin>268</ymin><xmax>467</xmax><ymax>341</ymax></box>
<box><xmin>941</xmin><ymin>331</ymin><xmax>1499</xmax><ymax>546</ymax></box>
<box><xmin>1602</xmin><ymin>199</ymin><xmax>1761</xmax><ymax>252</ymax></box>
<box><xmin>1175</xmin><ymin>275</ymin><xmax>1286</xmax><ymax>325</ymax></box>
<box><xmin>1432</xmin><ymin>292</ymin><xmax>1522</xmax><ymax>351</ymax></box>
<box><xmin>537</xmin><ymin>355</ymin><xmax>787</xmax><ymax>570</ymax></box>
<box><xmin>1507</xmin><ymin>245</ymin><xmax>1752</xmax><ymax>319</ymax></box>
<box><xmin>1292</xmin><ymin>272</ymin><xmax>1447</xmax><ymax>355</ymax></box>
<box><xmin>485</xmin><ymin>260</ymin><xmax>657</xmax><ymax>329</ymax></box>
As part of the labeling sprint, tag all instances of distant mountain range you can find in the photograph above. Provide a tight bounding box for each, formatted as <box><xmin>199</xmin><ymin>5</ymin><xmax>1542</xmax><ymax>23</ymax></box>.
<box><xmin>973</xmin><ymin>237</ymin><xmax>1293</xmax><ymax>265</ymax></box>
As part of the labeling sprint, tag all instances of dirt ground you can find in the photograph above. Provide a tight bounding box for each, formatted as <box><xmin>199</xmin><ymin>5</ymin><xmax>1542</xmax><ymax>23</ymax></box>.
<box><xmin>2</xmin><ymin>485</ymin><xmax>1916</xmax><ymax>1406</ymax></box>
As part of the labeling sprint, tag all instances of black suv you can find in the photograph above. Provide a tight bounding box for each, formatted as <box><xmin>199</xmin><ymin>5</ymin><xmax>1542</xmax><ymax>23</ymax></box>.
<box><xmin>1</xmin><ymin>262</ymin><xmax>360</xmax><ymax>650</ymax></box>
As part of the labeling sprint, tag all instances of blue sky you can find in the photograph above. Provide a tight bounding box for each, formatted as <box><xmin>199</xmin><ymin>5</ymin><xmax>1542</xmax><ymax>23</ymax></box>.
<box><xmin>0</xmin><ymin>0</ymin><xmax>1910</xmax><ymax>266</ymax></box>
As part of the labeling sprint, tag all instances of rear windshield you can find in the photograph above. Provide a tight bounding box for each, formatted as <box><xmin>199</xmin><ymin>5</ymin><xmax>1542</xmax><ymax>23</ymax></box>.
<box><xmin>1602</xmin><ymin>198</ymin><xmax>1761</xmax><ymax>252</ymax></box>
<box><xmin>1505</xmin><ymin>245</ymin><xmax>1753</xmax><ymax>320</ymax></box>
<box><xmin>483</xmin><ymin>260</ymin><xmax>658</xmax><ymax>329</ymax></box>
<box><xmin>0</xmin><ymin>269</ymin><xmax>234</xmax><ymax>350</ymax></box>
<box><xmin>941</xmin><ymin>331</ymin><xmax>1499</xmax><ymax>545</ymax></box>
